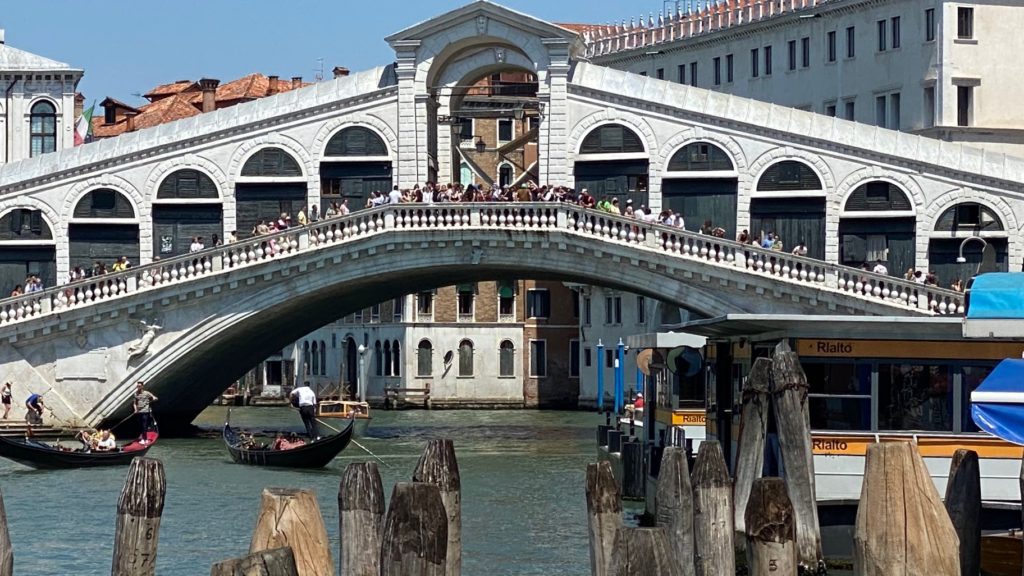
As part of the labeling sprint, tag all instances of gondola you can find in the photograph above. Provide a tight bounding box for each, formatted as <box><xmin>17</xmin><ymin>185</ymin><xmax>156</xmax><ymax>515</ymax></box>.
<box><xmin>0</xmin><ymin>430</ymin><xmax>158</xmax><ymax>470</ymax></box>
<box><xmin>222</xmin><ymin>416</ymin><xmax>354</xmax><ymax>468</ymax></box>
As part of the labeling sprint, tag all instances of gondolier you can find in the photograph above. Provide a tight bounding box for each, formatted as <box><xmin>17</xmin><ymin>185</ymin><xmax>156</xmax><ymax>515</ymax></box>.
<box><xmin>24</xmin><ymin>393</ymin><xmax>44</xmax><ymax>437</ymax></box>
<box><xmin>133</xmin><ymin>381</ymin><xmax>158</xmax><ymax>433</ymax></box>
<box><xmin>289</xmin><ymin>383</ymin><xmax>319</xmax><ymax>440</ymax></box>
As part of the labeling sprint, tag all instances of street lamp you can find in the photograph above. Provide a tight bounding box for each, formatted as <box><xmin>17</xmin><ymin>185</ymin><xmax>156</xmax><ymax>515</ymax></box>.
<box><xmin>956</xmin><ymin>236</ymin><xmax>988</xmax><ymax>263</ymax></box>
<box><xmin>356</xmin><ymin>344</ymin><xmax>367</xmax><ymax>403</ymax></box>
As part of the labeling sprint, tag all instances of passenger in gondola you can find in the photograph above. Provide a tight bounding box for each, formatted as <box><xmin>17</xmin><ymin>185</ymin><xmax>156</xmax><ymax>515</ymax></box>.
<box><xmin>95</xmin><ymin>430</ymin><xmax>117</xmax><ymax>452</ymax></box>
<box><xmin>270</xmin><ymin>432</ymin><xmax>306</xmax><ymax>451</ymax></box>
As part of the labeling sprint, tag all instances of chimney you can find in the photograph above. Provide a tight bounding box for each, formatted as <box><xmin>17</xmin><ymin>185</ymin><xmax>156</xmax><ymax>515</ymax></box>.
<box><xmin>198</xmin><ymin>77</ymin><xmax>220</xmax><ymax>113</ymax></box>
<box><xmin>291</xmin><ymin>76</ymin><xmax>302</xmax><ymax>89</ymax></box>
<box><xmin>0</xmin><ymin>29</ymin><xmax>6</xmax><ymax>45</ymax></box>
<box><xmin>268</xmin><ymin>75</ymin><xmax>279</xmax><ymax>95</ymax></box>
<box><xmin>332</xmin><ymin>67</ymin><xmax>350</xmax><ymax>79</ymax></box>
<box><xmin>125</xmin><ymin>111</ymin><xmax>138</xmax><ymax>132</ymax></box>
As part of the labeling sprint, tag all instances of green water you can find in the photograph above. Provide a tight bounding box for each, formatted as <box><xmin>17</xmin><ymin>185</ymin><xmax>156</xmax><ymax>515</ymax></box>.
<box><xmin>1</xmin><ymin>408</ymin><xmax>601</xmax><ymax>575</ymax></box>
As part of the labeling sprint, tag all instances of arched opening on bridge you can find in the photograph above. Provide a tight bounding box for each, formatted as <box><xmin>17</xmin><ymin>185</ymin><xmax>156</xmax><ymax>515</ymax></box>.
<box><xmin>445</xmin><ymin>66</ymin><xmax>540</xmax><ymax>189</ymax></box>
<box><xmin>69</xmin><ymin>188</ymin><xmax>140</xmax><ymax>274</ymax></box>
<box><xmin>153</xmin><ymin>169</ymin><xmax>223</xmax><ymax>258</ymax></box>
<box><xmin>574</xmin><ymin>124</ymin><xmax>649</xmax><ymax>208</ymax></box>
<box><xmin>235</xmin><ymin>147</ymin><xmax>306</xmax><ymax>238</ymax></box>
<box><xmin>928</xmin><ymin>202</ymin><xmax>1008</xmax><ymax>287</ymax></box>
<box><xmin>0</xmin><ymin>208</ymin><xmax>55</xmax><ymax>294</ymax></box>
<box><xmin>661</xmin><ymin>142</ymin><xmax>738</xmax><ymax>238</ymax></box>
<box><xmin>838</xmin><ymin>181</ymin><xmax>916</xmax><ymax>275</ymax></box>
<box><xmin>750</xmin><ymin>160</ymin><xmax>826</xmax><ymax>259</ymax></box>
<box><xmin>320</xmin><ymin>126</ymin><xmax>392</xmax><ymax>211</ymax></box>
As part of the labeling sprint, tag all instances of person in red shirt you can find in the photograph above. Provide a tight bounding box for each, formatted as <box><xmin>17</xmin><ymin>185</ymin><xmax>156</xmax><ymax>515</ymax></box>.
<box><xmin>633</xmin><ymin>393</ymin><xmax>644</xmax><ymax>410</ymax></box>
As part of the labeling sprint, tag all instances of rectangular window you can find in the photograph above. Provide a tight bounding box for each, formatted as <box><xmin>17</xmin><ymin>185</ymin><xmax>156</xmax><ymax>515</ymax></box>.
<box><xmin>875</xmin><ymin>95</ymin><xmax>887</xmax><ymax>127</ymax></box>
<box><xmin>846</xmin><ymin>26</ymin><xmax>856</xmax><ymax>57</ymax></box>
<box><xmin>457</xmin><ymin>284</ymin><xmax>475</xmax><ymax>320</ymax></box>
<box><xmin>750</xmin><ymin>48</ymin><xmax>759</xmax><ymax>77</ymax></box>
<box><xmin>825</xmin><ymin>103</ymin><xmax>837</xmax><ymax>117</ymax></box>
<box><xmin>417</xmin><ymin>291</ymin><xmax>433</xmax><ymax>318</ymax></box>
<box><xmin>584</xmin><ymin>347</ymin><xmax>592</xmax><ymax>367</ymax></box>
<box><xmin>924</xmin><ymin>86</ymin><xmax>936</xmax><ymax>128</ymax></box>
<box><xmin>957</xmin><ymin>85</ymin><xmax>972</xmax><ymax>126</ymax></box>
<box><xmin>636</xmin><ymin>296</ymin><xmax>646</xmax><ymax>324</ymax></box>
<box><xmin>726</xmin><ymin>54</ymin><xmax>734</xmax><ymax>82</ymax></box>
<box><xmin>497</xmin><ymin>118</ymin><xmax>513</xmax><ymax>143</ymax></box>
<box><xmin>801</xmin><ymin>37</ymin><xmax>810</xmax><ymax>67</ymax></box>
<box><xmin>878</xmin><ymin>364</ymin><xmax>952</xmax><ymax>431</ymax></box>
<box><xmin>570</xmin><ymin>339</ymin><xmax>580</xmax><ymax>378</ymax></box>
<box><xmin>393</xmin><ymin>296</ymin><xmax>404</xmax><ymax>322</ymax></box>
<box><xmin>583</xmin><ymin>296</ymin><xmax>591</xmax><ymax>325</ymax></box>
<box><xmin>788</xmin><ymin>39</ymin><xmax>797</xmax><ymax>70</ymax></box>
<box><xmin>677</xmin><ymin>64</ymin><xmax>686</xmax><ymax>84</ymax></box>
<box><xmin>604</xmin><ymin>296</ymin><xmax>622</xmax><ymax>324</ymax></box>
<box><xmin>827</xmin><ymin>30</ymin><xmax>836</xmax><ymax>62</ymax></box>
<box><xmin>925</xmin><ymin>9</ymin><xmax>936</xmax><ymax>42</ymax></box>
<box><xmin>689</xmin><ymin>62</ymin><xmax>697</xmax><ymax>87</ymax></box>
<box><xmin>370</xmin><ymin>303</ymin><xmax>380</xmax><ymax>323</ymax></box>
<box><xmin>889</xmin><ymin>92</ymin><xmax>901</xmax><ymax>130</ymax></box>
<box><xmin>763</xmin><ymin>46</ymin><xmax>772</xmax><ymax>76</ymax></box>
<box><xmin>804</xmin><ymin>362</ymin><xmax>872</xmax><ymax>431</ymax></box>
<box><xmin>713</xmin><ymin>57</ymin><xmax>721</xmax><ymax>85</ymax></box>
<box><xmin>656</xmin><ymin>67</ymin><xmax>665</xmax><ymax>80</ymax></box>
<box><xmin>844</xmin><ymin>100</ymin><xmax>855</xmax><ymax>121</ymax></box>
<box><xmin>529</xmin><ymin>340</ymin><xmax>547</xmax><ymax>377</ymax></box>
<box><xmin>958</xmin><ymin>7</ymin><xmax>973</xmax><ymax>39</ymax></box>
<box><xmin>458</xmin><ymin>118</ymin><xmax>474</xmax><ymax>141</ymax></box>
<box><xmin>877</xmin><ymin>20</ymin><xmax>887</xmax><ymax>51</ymax></box>
<box><xmin>526</xmin><ymin>289</ymin><xmax>550</xmax><ymax>319</ymax></box>
<box><xmin>498</xmin><ymin>280</ymin><xmax>515</xmax><ymax>320</ymax></box>
<box><xmin>571</xmin><ymin>290</ymin><xmax>580</xmax><ymax>319</ymax></box>
<box><xmin>891</xmin><ymin>16</ymin><xmax>901</xmax><ymax>48</ymax></box>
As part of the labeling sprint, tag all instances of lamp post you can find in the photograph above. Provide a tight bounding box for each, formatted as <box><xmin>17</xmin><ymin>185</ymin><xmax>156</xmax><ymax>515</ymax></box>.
<box><xmin>596</xmin><ymin>339</ymin><xmax>605</xmax><ymax>412</ymax></box>
<box><xmin>357</xmin><ymin>344</ymin><xmax>367</xmax><ymax>403</ymax></box>
<box><xmin>956</xmin><ymin>236</ymin><xmax>988</xmax><ymax>263</ymax></box>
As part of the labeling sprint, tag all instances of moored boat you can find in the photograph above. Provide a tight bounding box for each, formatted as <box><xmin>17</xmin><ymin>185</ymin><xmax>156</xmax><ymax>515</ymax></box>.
<box><xmin>317</xmin><ymin>400</ymin><xmax>371</xmax><ymax>436</ymax></box>
<box><xmin>222</xmin><ymin>417</ymin><xmax>354</xmax><ymax>468</ymax></box>
<box><xmin>0</xmin><ymin>430</ymin><xmax>158</xmax><ymax>470</ymax></box>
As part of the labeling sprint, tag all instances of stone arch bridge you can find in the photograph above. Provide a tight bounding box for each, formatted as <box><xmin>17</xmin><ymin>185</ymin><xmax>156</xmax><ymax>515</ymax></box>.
<box><xmin>0</xmin><ymin>203</ymin><xmax>962</xmax><ymax>431</ymax></box>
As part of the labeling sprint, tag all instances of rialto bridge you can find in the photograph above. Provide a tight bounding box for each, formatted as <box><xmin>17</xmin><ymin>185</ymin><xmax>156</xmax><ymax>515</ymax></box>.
<box><xmin>0</xmin><ymin>0</ymin><xmax>1014</xmax><ymax>427</ymax></box>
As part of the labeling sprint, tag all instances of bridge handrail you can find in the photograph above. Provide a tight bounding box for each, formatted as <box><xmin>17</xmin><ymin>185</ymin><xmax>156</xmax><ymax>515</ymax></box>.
<box><xmin>0</xmin><ymin>202</ymin><xmax>965</xmax><ymax>328</ymax></box>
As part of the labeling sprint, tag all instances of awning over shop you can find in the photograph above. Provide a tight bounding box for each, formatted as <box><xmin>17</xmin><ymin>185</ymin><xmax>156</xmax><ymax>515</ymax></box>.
<box><xmin>966</xmin><ymin>273</ymin><xmax>1024</xmax><ymax>319</ymax></box>
<box><xmin>971</xmin><ymin>358</ymin><xmax>1024</xmax><ymax>446</ymax></box>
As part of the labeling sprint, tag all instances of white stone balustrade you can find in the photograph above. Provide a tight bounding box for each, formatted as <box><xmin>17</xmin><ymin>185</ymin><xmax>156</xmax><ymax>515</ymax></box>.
<box><xmin>0</xmin><ymin>202</ymin><xmax>965</xmax><ymax>329</ymax></box>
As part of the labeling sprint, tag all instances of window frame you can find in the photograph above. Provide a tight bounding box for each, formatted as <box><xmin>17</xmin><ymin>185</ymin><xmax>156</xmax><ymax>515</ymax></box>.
<box><xmin>891</xmin><ymin>16</ymin><xmax>901</xmax><ymax>49</ymax></box>
<box><xmin>957</xmin><ymin>7</ymin><xmax>974</xmax><ymax>40</ymax></box>
<box><xmin>846</xmin><ymin>26</ymin><xmax>856</xmax><ymax>58</ymax></box>
<box><xmin>529</xmin><ymin>339</ymin><xmax>547</xmax><ymax>378</ymax></box>
<box><xmin>877</xmin><ymin>19</ymin><xmax>887</xmax><ymax>51</ymax></box>
<box><xmin>764</xmin><ymin>45</ymin><xmax>772</xmax><ymax>76</ymax></box>
<box><xmin>29</xmin><ymin>100</ymin><xmax>57</xmax><ymax>158</ymax></box>
<box><xmin>800</xmin><ymin>37</ymin><xmax>810</xmax><ymax>68</ymax></box>
<box><xmin>458</xmin><ymin>339</ymin><xmax>475</xmax><ymax>377</ymax></box>
<box><xmin>827</xmin><ymin>30</ymin><xmax>837</xmax><ymax>63</ymax></box>
<box><xmin>925</xmin><ymin>9</ymin><xmax>936</xmax><ymax>42</ymax></box>
<box><xmin>499</xmin><ymin>340</ymin><xmax>516</xmax><ymax>377</ymax></box>
<box><xmin>713</xmin><ymin>56</ymin><xmax>722</xmax><ymax>86</ymax></box>
<box><xmin>416</xmin><ymin>339</ymin><xmax>433</xmax><ymax>377</ymax></box>
<box><xmin>750</xmin><ymin>48</ymin><xmax>759</xmax><ymax>78</ymax></box>
<box><xmin>496</xmin><ymin>118</ymin><xmax>514</xmax><ymax>144</ymax></box>
<box><xmin>526</xmin><ymin>288</ymin><xmax>551</xmax><ymax>319</ymax></box>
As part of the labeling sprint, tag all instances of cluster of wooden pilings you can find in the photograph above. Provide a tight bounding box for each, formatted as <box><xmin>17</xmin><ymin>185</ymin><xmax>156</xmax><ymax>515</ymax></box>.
<box><xmin>586</xmin><ymin>341</ymin><xmax>982</xmax><ymax>576</ymax></box>
<box><xmin>0</xmin><ymin>439</ymin><xmax>462</xmax><ymax>576</ymax></box>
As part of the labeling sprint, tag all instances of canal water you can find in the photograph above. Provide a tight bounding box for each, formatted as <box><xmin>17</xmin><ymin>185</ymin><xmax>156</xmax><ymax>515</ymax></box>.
<box><xmin>1</xmin><ymin>408</ymin><xmax>601</xmax><ymax>575</ymax></box>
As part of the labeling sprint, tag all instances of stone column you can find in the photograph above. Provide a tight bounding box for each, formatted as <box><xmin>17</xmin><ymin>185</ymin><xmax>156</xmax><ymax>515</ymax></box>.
<box><xmin>393</xmin><ymin>40</ymin><xmax>422</xmax><ymax>188</ymax></box>
<box><xmin>435</xmin><ymin>87</ymin><xmax>455</xmax><ymax>185</ymax></box>
<box><xmin>541</xmin><ymin>39</ymin><xmax>572</xmax><ymax>187</ymax></box>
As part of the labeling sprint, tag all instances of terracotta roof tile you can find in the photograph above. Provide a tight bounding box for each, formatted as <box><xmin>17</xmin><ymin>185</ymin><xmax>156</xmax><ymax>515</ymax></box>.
<box><xmin>144</xmin><ymin>80</ymin><xmax>198</xmax><ymax>100</ymax></box>
<box><xmin>557</xmin><ymin>22</ymin><xmax>594</xmax><ymax>34</ymax></box>
<box><xmin>92</xmin><ymin>94</ymin><xmax>199</xmax><ymax>138</ymax></box>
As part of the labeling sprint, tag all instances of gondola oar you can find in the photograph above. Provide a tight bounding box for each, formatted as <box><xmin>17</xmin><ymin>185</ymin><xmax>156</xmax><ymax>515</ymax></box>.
<box><xmin>316</xmin><ymin>417</ymin><xmax>390</xmax><ymax>468</ymax></box>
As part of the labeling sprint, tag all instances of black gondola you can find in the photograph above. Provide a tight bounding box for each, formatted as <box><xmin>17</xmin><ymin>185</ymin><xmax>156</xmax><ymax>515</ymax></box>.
<box><xmin>0</xmin><ymin>431</ymin><xmax>158</xmax><ymax>470</ymax></box>
<box><xmin>222</xmin><ymin>417</ymin><xmax>354</xmax><ymax>468</ymax></box>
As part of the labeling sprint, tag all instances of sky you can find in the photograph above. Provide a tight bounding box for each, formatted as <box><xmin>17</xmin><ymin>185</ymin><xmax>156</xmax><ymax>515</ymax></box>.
<box><xmin>0</xmin><ymin>0</ymin><xmax>661</xmax><ymax>107</ymax></box>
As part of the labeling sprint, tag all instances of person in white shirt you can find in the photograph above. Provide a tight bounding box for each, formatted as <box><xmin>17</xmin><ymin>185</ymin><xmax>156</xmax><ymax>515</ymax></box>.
<box><xmin>388</xmin><ymin>186</ymin><xmax>402</xmax><ymax>204</ymax></box>
<box><xmin>791</xmin><ymin>242</ymin><xmax>808</xmax><ymax>257</ymax></box>
<box><xmin>289</xmin><ymin>384</ymin><xmax>320</xmax><ymax>440</ymax></box>
<box><xmin>189</xmin><ymin>237</ymin><xmax>205</xmax><ymax>253</ymax></box>
<box><xmin>872</xmin><ymin>260</ymin><xmax>889</xmax><ymax>276</ymax></box>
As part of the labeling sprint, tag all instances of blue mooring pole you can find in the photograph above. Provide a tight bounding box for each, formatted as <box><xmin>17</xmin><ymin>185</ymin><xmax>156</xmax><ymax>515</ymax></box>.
<box><xmin>615</xmin><ymin>338</ymin><xmax>625</xmax><ymax>413</ymax></box>
<box><xmin>596</xmin><ymin>339</ymin><xmax>605</xmax><ymax>411</ymax></box>
<box><xmin>636</xmin><ymin>358</ymin><xmax>644</xmax><ymax>396</ymax></box>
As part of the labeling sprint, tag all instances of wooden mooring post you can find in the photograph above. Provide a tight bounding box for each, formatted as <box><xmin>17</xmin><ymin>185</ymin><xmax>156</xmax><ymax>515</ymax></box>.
<box><xmin>733</xmin><ymin>357</ymin><xmax>772</xmax><ymax>541</ymax></box>
<box><xmin>771</xmin><ymin>341</ymin><xmax>822</xmax><ymax>570</ymax></box>
<box><xmin>249</xmin><ymin>488</ymin><xmax>332</xmax><ymax>576</ymax></box>
<box><xmin>854</xmin><ymin>442</ymin><xmax>959</xmax><ymax>576</ymax></box>
<box><xmin>609</xmin><ymin>527</ymin><xmax>683</xmax><ymax>576</ymax></box>
<box><xmin>210</xmin><ymin>547</ymin><xmax>298</xmax><ymax>576</ymax></box>
<box><xmin>111</xmin><ymin>456</ymin><xmax>166</xmax><ymax>576</ymax></box>
<box><xmin>945</xmin><ymin>449</ymin><xmax>981</xmax><ymax>576</ymax></box>
<box><xmin>654</xmin><ymin>446</ymin><xmax>695</xmax><ymax>576</ymax></box>
<box><xmin>744</xmin><ymin>477</ymin><xmax>797</xmax><ymax>576</ymax></box>
<box><xmin>586</xmin><ymin>460</ymin><xmax>622</xmax><ymax>576</ymax></box>
<box><xmin>0</xmin><ymin>487</ymin><xmax>13</xmax><ymax>576</ymax></box>
<box><xmin>691</xmin><ymin>440</ymin><xmax>734</xmax><ymax>576</ymax></box>
<box><xmin>380</xmin><ymin>482</ymin><xmax>448</xmax><ymax>576</ymax></box>
<box><xmin>413</xmin><ymin>439</ymin><xmax>462</xmax><ymax>576</ymax></box>
<box><xmin>339</xmin><ymin>462</ymin><xmax>385</xmax><ymax>576</ymax></box>
<box><xmin>621</xmin><ymin>439</ymin><xmax>645</xmax><ymax>500</ymax></box>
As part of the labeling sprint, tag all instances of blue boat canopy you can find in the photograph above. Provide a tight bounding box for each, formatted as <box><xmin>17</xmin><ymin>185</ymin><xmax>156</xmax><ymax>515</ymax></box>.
<box><xmin>971</xmin><ymin>358</ymin><xmax>1024</xmax><ymax>445</ymax></box>
<box><xmin>967</xmin><ymin>273</ymin><xmax>1024</xmax><ymax>319</ymax></box>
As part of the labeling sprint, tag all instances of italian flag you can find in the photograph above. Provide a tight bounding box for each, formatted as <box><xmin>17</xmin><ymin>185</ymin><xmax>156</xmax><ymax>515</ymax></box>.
<box><xmin>74</xmin><ymin>103</ymin><xmax>94</xmax><ymax>146</ymax></box>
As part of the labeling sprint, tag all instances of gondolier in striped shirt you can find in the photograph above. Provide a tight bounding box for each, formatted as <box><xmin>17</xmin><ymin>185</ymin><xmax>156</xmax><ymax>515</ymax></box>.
<box><xmin>289</xmin><ymin>383</ymin><xmax>320</xmax><ymax>441</ymax></box>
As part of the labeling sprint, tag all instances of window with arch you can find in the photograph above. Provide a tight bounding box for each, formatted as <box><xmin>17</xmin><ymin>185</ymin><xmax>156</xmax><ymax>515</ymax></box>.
<box><xmin>73</xmin><ymin>189</ymin><xmax>135</xmax><ymax>219</ymax></box>
<box><xmin>240</xmin><ymin>147</ymin><xmax>302</xmax><ymax>177</ymax></box>
<box><xmin>392</xmin><ymin>340</ymin><xmax>401</xmax><ymax>377</ymax></box>
<box><xmin>157</xmin><ymin>169</ymin><xmax>219</xmax><ymax>200</ymax></box>
<box><xmin>580</xmin><ymin>124</ymin><xmax>644</xmax><ymax>154</ymax></box>
<box><xmin>320</xmin><ymin>340</ymin><xmax>327</xmax><ymax>376</ymax></box>
<box><xmin>756</xmin><ymin>160</ymin><xmax>822</xmax><ymax>191</ymax></box>
<box><xmin>934</xmin><ymin>202</ymin><xmax>1004</xmax><ymax>232</ymax></box>
<box><xmin>325</xmin><ymin>126</ymin><xmax>388</xmax><ymax>157</ymax></box>
<box><xmin>417</xmin><ymin>340</ymin><xmax>433</xmax><ymax>377</ymax></box>
<box><xmin>303</xmin><ymin>341</ymin><xmax>311</xmax><ymax>376</ymax></box>
<box><xmin>458</xmin><ymin>340</ymin><xmax>474</xmax><ymax>377</ymax></box>
<box><xmin>843</xmin><ymin>181</ymin><xmax>913</xmax><ymax>212</ymax></box>
<box><xmin>499</xmin><ymin>340</ymin><xmax>515</xmax><ymax>377</ymax></box>
<box><xmin>0</xmin><ymin>209</ymin><xmax>51</xmax><ymax>240</ymax></box>
<box><xmin>383</xmin><ymin>341</ymin><xmax>392</xmax><ymax>377</ymax></box>
<box><xmin>30</xmin><ymin>101</ymin><xmax>57</xmax><ymax>157</ymax></box>
<box><xmin>667</xmin><ymin>142</ymin><xmax>734</xmax><ymax>171</ymax></box>
<box><xmin>498</xmin><ymin>164</ymin><xmax>514</xmax><ymax>188</ymax></box>
<box><xmin>311</xmin><ymin>341</ymin><xmax>320</xmax><ymax>376</ymax></box>
<box><xmin>374</xmin><ymin>340</ymin><xmax>383</xmax><ymax>376</ymax></box>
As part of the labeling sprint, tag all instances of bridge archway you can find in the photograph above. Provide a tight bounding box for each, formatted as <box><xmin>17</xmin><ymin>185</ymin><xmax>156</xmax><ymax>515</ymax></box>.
<box><xmin>574</xmin><ymin>123</ymin><xmax>650</xmax><ymax>208</ymax></box>
<box><xmin>837</xmin><ymin>180</ymin><xmax>916</xmax><ymax>275</ymax></box>
<box><xmin>319</xmin><ymin>126</ymin><xmax>393</xmax><ymax>211</ymax></box>
<box><xmin>68</xmin><ymin>188</ymin><xmax>140</xmax><ymax>274</ymax></box>
<box><xmin>751</xmin><ymin>160</ymin><xmax>827</xmax><ymax>259</ymax></box>
<box><xmin>153</xmin><ymin>169</ymin><xmax>224</xmax><ymax>258</ymax></box>
<box><xmin>0</xmin><ymin>207</ymin><xmax>56</xmax><ymax>294</ymax></box>
<box><xmin>928</xmin><ymin>201</ymin><xmax>1009</xmax><ymax>286</ymax></box>
<box><xmin>661</xmin><ymin>141</ymin><xmax>739</xmax><ymax>238</ymax></box>
<box><xmin>235</xmin><ymin>147</ymin><xmax>307</xmax><ymax>238</ymax></box>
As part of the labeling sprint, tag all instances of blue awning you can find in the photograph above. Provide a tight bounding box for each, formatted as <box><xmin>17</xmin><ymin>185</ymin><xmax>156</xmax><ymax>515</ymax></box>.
<box><xmin>967</xmin><ymin>273</ymin><xmax>1024</xmax><ymax>319</ymax></box>
<box><xmin>971</xmin><ymin>358</ymin><xmax>1024</xmax><ymax>445</ymax></box>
